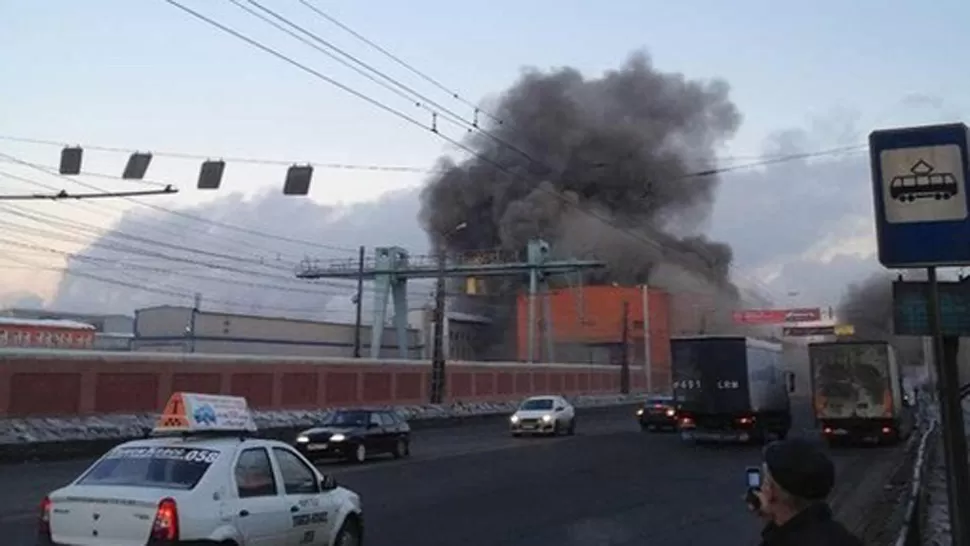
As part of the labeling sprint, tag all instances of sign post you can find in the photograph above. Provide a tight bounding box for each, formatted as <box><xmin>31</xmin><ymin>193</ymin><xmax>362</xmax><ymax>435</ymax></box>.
<box><xmin>870</xmin><ymin>122</ymin><xmax>970</xmax><ymax>546</ymax></box>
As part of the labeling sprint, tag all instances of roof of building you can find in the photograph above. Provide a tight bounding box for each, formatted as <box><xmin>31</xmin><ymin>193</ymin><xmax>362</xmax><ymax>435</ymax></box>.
<box><xmin>0</xmin><ymin>317</ymin><xmax>97</xmax><ymax>330</ymax></box>
<box><xmin>0</xmin><ymin>308</ymin><xmax>133</xmax><ymax>321</ymax></box>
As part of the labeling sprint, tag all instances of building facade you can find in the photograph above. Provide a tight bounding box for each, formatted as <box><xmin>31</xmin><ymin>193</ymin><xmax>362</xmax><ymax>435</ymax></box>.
<box><xmin>0</xmin><ymin>308</ymin><xmax>134</xmax><ymax>350</ymax></box>
<box><xmin>132</xmin><ymin>306</ymin><xmax>423</xmax><ymax>358</ymax></box>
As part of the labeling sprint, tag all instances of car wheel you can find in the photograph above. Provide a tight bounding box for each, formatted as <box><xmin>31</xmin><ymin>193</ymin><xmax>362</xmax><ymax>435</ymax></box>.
<box><xmin>350</xmin><ymin>443</ymin><xmax>366</xmax><ymax>464</ymax></box>
<box><xmin>567</xmin><ymin>418</ymin><xmax>576</xmax><ymax>435</ymax></box>
<box><xmin>511</xmin><ymin>431</ymin><xmax>521</xmax><ymax>438</ymax></box>
<box><xmin>393</xmin><ymin>438</ymin><xmax>409</xmax><ymax>459</ymax></box>
<box><xmin>552</xmin><ymin>421</ymin><xmax>561</xmax><ymax>436</ymax></box>
<box><xmin>334</xmin><ymin>517</ymin><xmax>362</xmax><ymax>546</ymax></box>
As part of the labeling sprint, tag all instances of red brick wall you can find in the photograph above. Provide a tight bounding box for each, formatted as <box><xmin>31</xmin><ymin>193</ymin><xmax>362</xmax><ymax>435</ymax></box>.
<box><xmin>0</xmin><ymin>350</ymin><xmax>643</xmax><ymax>418</ymax></box>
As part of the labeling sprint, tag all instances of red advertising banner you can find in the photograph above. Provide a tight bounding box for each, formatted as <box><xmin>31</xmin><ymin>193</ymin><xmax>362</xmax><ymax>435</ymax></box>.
<box><xmin>732</xmin><ymin>308</ymin><xmax>822</xmax><ymax>325</ymax></box>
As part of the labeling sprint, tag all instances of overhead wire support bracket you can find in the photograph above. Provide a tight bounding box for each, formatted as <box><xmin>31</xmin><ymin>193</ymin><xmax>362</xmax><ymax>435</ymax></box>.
<box><xmin>0</xmin><ymin>185</ymin><xmax>179</xmax><ymax>201</ymax></box>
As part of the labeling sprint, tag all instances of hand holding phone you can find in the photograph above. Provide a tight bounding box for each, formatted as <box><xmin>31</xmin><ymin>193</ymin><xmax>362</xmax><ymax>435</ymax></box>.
<box><xmin>745</xmin><ymin>467</ymin><xmax>762</xmax><ymax>511</ymax></box>
<box><xmin>746</xmin><ymin>467</ymin><xmax>762</xmax><ymax>489</ymax></box>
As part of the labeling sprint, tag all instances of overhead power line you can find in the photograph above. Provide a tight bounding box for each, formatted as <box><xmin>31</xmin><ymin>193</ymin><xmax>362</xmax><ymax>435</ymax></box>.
<box><xmin>0</xmin><ymin>135</ymin><xmax>435</xmax><ymax>173</ymax></box>
<box><xmin>297</xmin><ymin>0</ymin><xmax>505</xmax><ymax>128</ymax></box>
<box><xmin>0</xmin><ymin>187</ymin><xmax>178</xmax><ymax>201</ymax></box>
<box><xmin>164</xmin><ymin>0</ymin><xmax>865</xmax><ymax>300</ymax></box>
<box><xmin>230</xmin><ymin>0</ymin><xmax>472</xmax><ymax>133</ymax></box>
<box><xmin>0</xmin><ymin>252</ymin><xmax>330</xmax><ymax>314</ymax></box>
<box><xmin>0</xmin><ymin>168</ymin><xmax>334</xmax><ymax>265</ymax></box>
<box><xmin>0</xmin><ymin>151</ymin><xmax>358</xmax><ymax>253</ymax></box>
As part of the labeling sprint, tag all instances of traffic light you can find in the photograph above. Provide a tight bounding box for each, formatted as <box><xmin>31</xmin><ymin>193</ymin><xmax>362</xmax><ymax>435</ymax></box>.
<box><xmin>283</xmin><ymin>164</ymin><xmax>313</xmax><ymax>195</ymax></box>
<box><xmin>122</xmin><ymin>152</ymin><xmax>152</xmax><ymax>180</ymax></box>
<box><xmin>59</xmin><ymin>146</ymin><xmax>83</xmax><ymax>175</ymax></box>
<box><xmin>197</xmin><ymin>160</ymin><xmax>225</xmax><ymax>190</ymax></box>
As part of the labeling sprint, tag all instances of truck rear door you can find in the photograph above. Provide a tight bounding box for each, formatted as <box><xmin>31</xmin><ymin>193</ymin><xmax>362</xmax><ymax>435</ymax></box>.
<box><xmin>810</xmin><ymin>343</ymin><xmax>892</xmax><ymax>421</ymax></box>
<box><xmin>672</xmin><ymin>338</ymin><xmax>751</xmax><ymax>415</ymax></box>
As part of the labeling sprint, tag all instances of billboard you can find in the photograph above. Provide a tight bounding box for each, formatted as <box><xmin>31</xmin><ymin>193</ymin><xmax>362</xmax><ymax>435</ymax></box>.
<box><xmin>732</xmin><ymin>308</ymin><xmax>822</xmax><ymax>325</ymax></box>
<box><xmin>783</xmin><ymin>324</ymin><xmax>855</xmax><ymax>337</ymax></box>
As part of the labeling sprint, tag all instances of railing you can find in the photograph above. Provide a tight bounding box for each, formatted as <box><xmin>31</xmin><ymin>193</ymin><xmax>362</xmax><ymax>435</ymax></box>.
<box><xmin>893</xmin><ymin>409</ymin><xmax>939</xmax><ymax>546</ymax></box>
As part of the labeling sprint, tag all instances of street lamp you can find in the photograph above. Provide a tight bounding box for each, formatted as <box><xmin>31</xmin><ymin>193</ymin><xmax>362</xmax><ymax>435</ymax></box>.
<box><xmin>429</xmin><ymin>222</ymin><xmax>467</xmax><ymax>404</ymax></box>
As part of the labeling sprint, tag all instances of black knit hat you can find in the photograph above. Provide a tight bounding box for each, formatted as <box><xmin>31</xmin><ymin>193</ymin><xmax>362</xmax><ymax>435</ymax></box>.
<box><xmin>763</xmin><ymin>438</ymin><xmax>835</xmax><ymax>500</ymax></box>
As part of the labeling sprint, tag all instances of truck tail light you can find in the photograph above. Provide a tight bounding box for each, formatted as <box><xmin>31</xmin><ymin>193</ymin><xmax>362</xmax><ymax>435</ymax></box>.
<box><xmin>39</xmin><ymin>496</ymin><xmax>51</xmax><ymax>536</ymax></box>
<box><xmin>150</xmin><ymin>497</ymin><xmax>179</xmax><ymax>542</ymax></box>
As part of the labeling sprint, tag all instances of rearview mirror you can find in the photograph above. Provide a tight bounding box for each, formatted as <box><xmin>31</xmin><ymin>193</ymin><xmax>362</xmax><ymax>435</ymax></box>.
<box><xmin>554</xmin><ymin>406</ymin><xmax>564</xmax><ymax>412</ymax></box>
<box><xmin>320</xmin><ymin>475</ymin><xmax>337</xmax><ymax>491</ymax></box>
<box><xmin>367</xmin><ymin>422</ymin><xmax>379</xmax><ymax>429</ymax></box>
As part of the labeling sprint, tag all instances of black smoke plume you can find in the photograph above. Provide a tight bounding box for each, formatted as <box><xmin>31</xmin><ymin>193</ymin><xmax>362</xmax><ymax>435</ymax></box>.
<box><xmin>837</xmin><ymin>271</ymin><xmax>923</xmax><ymax>366</ymax></box>
<box><xmin>419</xmin><ymin>51</ymin><xmax>744</xmax><ymax>356</ymax></box>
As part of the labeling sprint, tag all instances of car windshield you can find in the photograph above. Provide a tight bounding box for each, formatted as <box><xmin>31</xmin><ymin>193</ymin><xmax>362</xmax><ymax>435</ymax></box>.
<box><xmin>519</xmin><ymin>398</ymin><xmax>555</xmax><ymax>411</ymax></box>
<box><xmin>321</xmin><ymin>410</ymin><xmax>370</xmax><ymax>427</ymax></box>
<box><xmin>77</xmin><ymin>446</ymin><xmax>220</xmax><ymax>490</ymax></box>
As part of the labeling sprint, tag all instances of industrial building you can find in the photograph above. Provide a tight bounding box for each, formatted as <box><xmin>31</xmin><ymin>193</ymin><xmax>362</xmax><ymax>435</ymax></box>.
<box><xmin>407</xmin><ymin>305</ymin><xmax>491</xmax><ymax>362</ymax></box>
<box><xmin>131</xmin><ymin>305</ymin><xmax>423</xmax><ymax>358</ymax></box>
<box><xmin>515</xmin><ymin>285</ymin><xmax>673</xmax><ymax>391</ymax></box>
<box><xmin>0</xmin><ymin>308</ymin><xmax>134</xmax><ymax>350</ymax></box>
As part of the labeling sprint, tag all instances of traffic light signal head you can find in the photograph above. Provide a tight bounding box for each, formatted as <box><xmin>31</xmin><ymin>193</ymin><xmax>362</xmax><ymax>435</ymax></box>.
<box><xmin>284</xmin><ymin>164</ymin><xmax>313</xmax><ymax>195</ymax></box>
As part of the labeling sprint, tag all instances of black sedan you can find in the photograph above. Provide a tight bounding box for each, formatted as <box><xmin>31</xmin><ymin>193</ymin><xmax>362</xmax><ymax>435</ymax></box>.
<box><xmin>636</xmin><ymin>396</ymin><xmax>679</xmax><ymax>431</ymax></box>
<box><xmin>294</xmin><ymin>408</ymin><xmax>411</xmax><ymax>463</ymax></box>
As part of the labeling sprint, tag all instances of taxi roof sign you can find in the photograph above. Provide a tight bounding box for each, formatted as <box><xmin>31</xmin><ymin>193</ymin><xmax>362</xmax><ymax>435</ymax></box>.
<box><xmin>153</xmin><ymin>392</ymin><xmax>258</xmax><ymax>435</ymax></box>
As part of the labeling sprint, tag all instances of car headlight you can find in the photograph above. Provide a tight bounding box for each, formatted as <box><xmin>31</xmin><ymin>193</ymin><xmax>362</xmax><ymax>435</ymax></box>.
<box><xmin>636</xmin><ymin>409</ymin><xmax>644</xmax><ymax>416</ymax></box>
<box><xmin>510</xmin><ymin>415</ymin><xmax>519</xmax><ymax>423</ymax></box>
<box><xmin>296</xmin><ymin>436</ymin><xmax>309</xmax><ymax>443</ymax></box>
<box><xmin>330</xmin><ymin>434</ymin><xmax>346</xmax><ymax>442</ymax></box>
<box><xmin>541</xmin><ymin>414</ymin><xmax>552</xmax><ymax>422</ymax></box>
<box><xmin>666</xmin><ymin>409</ymin><xmax>676</xmax><ymax>417</ymax></box>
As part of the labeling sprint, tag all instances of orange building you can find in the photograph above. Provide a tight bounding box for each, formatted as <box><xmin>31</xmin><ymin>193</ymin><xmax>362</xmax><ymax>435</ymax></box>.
<box><xmin>516</xmin><ymin>285</ymin><xmax>672</xmax><ymax>393</ymax></box>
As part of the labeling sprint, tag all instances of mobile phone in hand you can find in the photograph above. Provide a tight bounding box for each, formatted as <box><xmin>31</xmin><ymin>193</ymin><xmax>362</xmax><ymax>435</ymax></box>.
<box><xmin>746</xmin><ymin>467</ymin><xmax>761</xmax><ymax>489</ymax></box>
<box><xmin>745</xmin><ymin>467</ymin><xmax>761</xmax><ymax>510</ymax></box>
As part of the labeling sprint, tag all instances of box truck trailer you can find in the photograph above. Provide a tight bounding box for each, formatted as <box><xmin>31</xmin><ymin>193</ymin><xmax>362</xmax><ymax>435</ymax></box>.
<box><xmin>672</xmin><ymin>336</ymin><xmax>795</xmax><ymax>444</ymax></box>
<box><xmin>809</xmin><ymin>340</ymin><xmax>915</xmax><ymax>445</ymax></box>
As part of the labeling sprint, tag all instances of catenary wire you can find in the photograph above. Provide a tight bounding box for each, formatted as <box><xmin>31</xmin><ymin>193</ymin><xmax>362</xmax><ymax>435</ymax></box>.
<box><xmin>229</xmin><ymin>0</ymin><xmax>472</xmax><ymax>132</ymax></box>
<box><xmin>0</xmin><ymin>151</ymin><xmax>358</xmax><ymax>253</ymax></box>
<box><xmin>163</xmin><ymin>0</ymin><xmax>861</xmax><ymax>300</ymax></box>
<box><xmin>298</xmin><ymin>0</ymin><xmax>506</xmax><ymax>128</ymax></box>
<box><xmin>0</xmin><ymin>167</ymin><xmax>329</xmax><ymax>264</ymax></box>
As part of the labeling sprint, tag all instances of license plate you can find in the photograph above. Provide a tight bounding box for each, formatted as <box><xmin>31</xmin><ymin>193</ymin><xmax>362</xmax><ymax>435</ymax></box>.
<box><xmin>307</xmin><ymin>443</ymin><xmax>329</xmax><ymax>451</ymax></box>
<box><xmin>522</xmin><ymin>425</ymin><xmax>536</xmax><ymax>430</ymax></box>
<box><xmin>832</xmin><ymin>429</ymin><xmax>848</xmax><ymax>436</ymax></box>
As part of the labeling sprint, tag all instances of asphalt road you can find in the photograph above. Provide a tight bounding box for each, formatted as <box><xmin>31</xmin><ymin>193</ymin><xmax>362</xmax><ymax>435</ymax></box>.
<box><xmin>0</xmin><ymin>402</ymin><xmax>902</xmax><ymax>546</ymax></box>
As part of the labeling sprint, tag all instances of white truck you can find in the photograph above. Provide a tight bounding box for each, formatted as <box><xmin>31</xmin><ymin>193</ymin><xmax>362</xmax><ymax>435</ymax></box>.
<box><xmin>809</xmin><ymin>340</ymin><xmax>916</xmax><ymax>445</ymax></box>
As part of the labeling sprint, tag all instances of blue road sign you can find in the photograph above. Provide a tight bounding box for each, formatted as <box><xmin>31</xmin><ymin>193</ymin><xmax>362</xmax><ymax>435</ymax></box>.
<box><xmin>893</xmin><ymin>280</ymin><xmax>970</xmax><ymax>336</ymax></box>
<box><xmin>869</xmin><ymin>123</ymin><xmax>970</xmax><ymax>268</ymax></box>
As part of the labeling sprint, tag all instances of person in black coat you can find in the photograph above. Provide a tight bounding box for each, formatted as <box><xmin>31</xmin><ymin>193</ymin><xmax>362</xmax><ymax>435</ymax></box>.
<box><xmin>748</xmin><ymin>438</ymin><xmax>864</xmax><ymax>546</ymax></box>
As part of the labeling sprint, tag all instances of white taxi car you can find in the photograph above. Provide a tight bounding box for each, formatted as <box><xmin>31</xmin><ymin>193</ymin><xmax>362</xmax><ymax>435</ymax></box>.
<box><xmin>509</xmin><ymin>395</ymin><xmax>576</xmax><ymax>436</ymax></box>
<box><xmin>37</xmin><ymin>392</ymin><xmax>363</xmax><ymax>546</ymax></box>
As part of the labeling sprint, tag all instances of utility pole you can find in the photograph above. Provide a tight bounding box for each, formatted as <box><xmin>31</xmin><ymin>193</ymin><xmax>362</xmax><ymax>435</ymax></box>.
<box><xmin>620</xmin><ymin>300</ymin><xmax>630</xmax><ymax>395</ymax></box>
<box><xmin>641</xmin><ymin>284</ymin><xmax>651</xmax><ymax>394</ymax></box>
<box><xmin>352</xmin><ymin>246</ymin><xmax>365</xmax><ymax>358</ymax></box>
<box><xmin>189</xmin><ymin>292</ymin><xmax>202</xmax><ymax>353</ymax></box>
<box><xmin>429</xmin><ymin>243</ymin><xmax>447</xmax><ymax>404</ymax></box>
<box><xmin>428</xmin><ymin>223</ymin><xmax>467</xmax><ymax>404</ymax></box>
